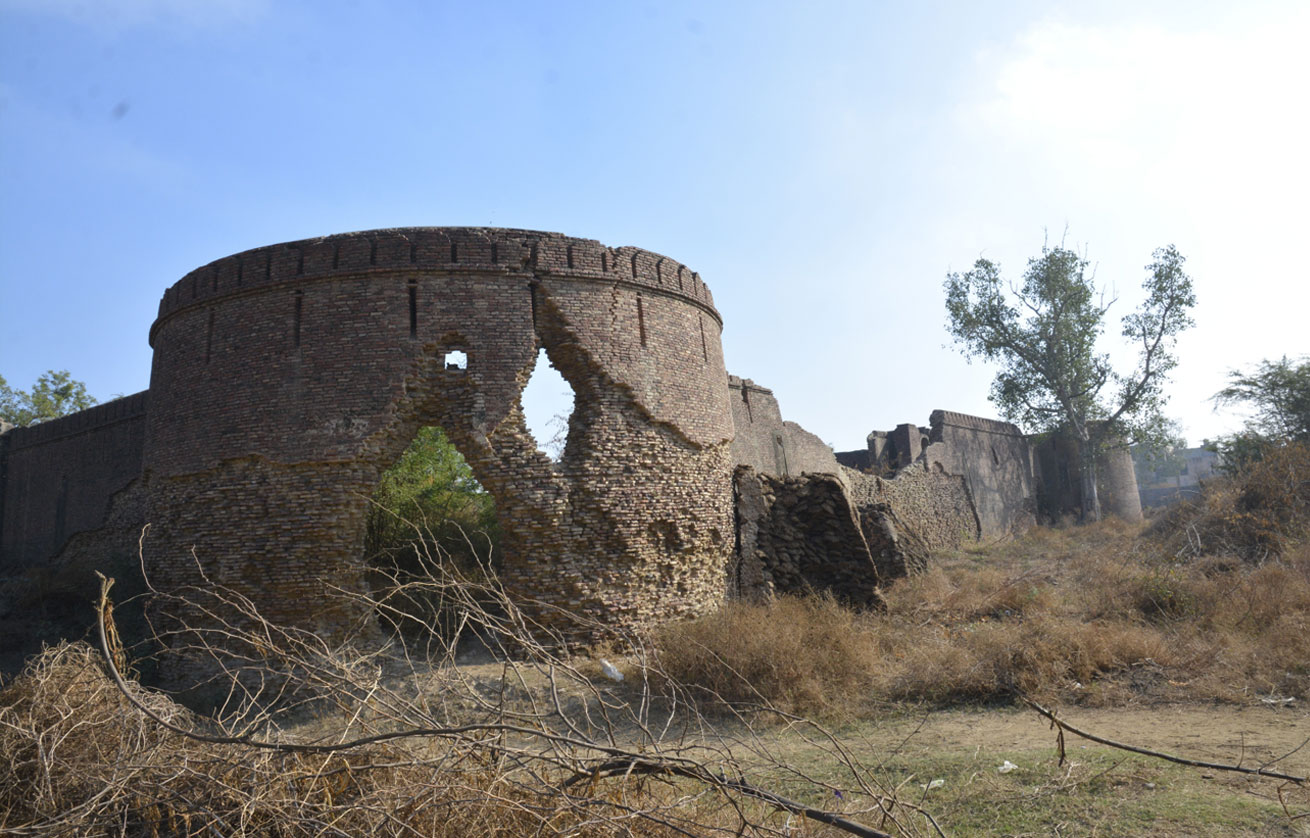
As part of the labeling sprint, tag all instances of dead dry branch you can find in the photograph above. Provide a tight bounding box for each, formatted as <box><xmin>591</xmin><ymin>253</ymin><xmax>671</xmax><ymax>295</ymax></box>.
<box><xmin>0</xmin><ymin>526</ymin><xmax>937</xmax><ymax>837</ymax></box>
<box><xmin>1023</xmin><ymin>697</ymin><xmax>1308</xmax><ymax>784</ymax></box>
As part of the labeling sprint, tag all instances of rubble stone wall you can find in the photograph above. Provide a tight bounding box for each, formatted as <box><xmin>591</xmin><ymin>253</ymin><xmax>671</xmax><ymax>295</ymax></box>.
<box><xmin>731</xmin><ymin>466</ymin><xmax>884</xmax><ymax>607</ymax></box>
<box><xmin>843</xmin><ymin>465</ymin><xmax>979</xmax><ymax>574</ymax></box>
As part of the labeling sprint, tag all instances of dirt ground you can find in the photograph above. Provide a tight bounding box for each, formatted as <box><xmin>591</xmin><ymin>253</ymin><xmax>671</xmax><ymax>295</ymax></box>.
<box><xmin>876</xmin><ymin>702</ymin><xmax>1309</xmax><ymax>767</ymax></box>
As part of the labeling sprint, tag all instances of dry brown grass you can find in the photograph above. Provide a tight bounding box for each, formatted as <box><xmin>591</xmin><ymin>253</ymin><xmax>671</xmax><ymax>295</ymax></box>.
<box><xmin>650</xmin><ymin>595</ymin><xmax>883</xmax><ymax>716</ymax></box>
<box><xmin>0</xmin><ymin>552</ymin><xmax>936</xmax><ymax>837</ymax></box>
<box><xmin>0</xmin><ymin>643</ymin><xmax>714</xmax><ymax>837</ymax></box>
<box><xmin>1147</xmin><ymin>442</ymin><xmax>1310</xmax><ymax>562</ymax></box>
<box><xmin>654</xmin><ymin>514</ymin><xmax>1310</xmax><ymax>717</ymax></box>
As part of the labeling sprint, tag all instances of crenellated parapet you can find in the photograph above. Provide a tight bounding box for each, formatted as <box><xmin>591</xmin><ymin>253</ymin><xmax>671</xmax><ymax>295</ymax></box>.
<box><xmin>152</xmin><ymin>228</ymin><xmax>718</xmax><ymax>345</ymax></box>
<box><xmin>929</xmin><ymin>409</ymin><xmax>1025</xmax><ymax>438</ymax></box>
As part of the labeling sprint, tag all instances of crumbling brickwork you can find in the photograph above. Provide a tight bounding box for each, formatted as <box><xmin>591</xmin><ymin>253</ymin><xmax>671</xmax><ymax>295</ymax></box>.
<box><xmin>142</xmin><ymin>228</ymin><xmax>735</xmax><ymax>670</ymax></box>
<box><xmin>731</xmin><ymin>466</ymin><xmax>884</xmax><ymax>607</ymax></box>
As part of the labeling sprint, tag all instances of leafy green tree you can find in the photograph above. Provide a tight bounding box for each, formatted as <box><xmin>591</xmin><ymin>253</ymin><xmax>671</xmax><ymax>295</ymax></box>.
<box><xmin>945</xmin><ymin>241</ymin><xmax>1196</xmax><ymax>521</ymax></box>
<box><xmin>1214</xmin><ymin>355</ymin><xmax>1310</xmax><ymax>443</ymax></box>
<box><xmin>365</xmin><ymin>426</ymin><xmax>499</xmax><ymax>571</ymax></box>
<box><xmin>1211</xmin><ymin>355</ymin><xmax>1310</xmax><ymax>471</ymax></box>
<box><xmin>0</xmin><ymin>370</ymin><xmax>97</xmax><ymax>427</ymax></box>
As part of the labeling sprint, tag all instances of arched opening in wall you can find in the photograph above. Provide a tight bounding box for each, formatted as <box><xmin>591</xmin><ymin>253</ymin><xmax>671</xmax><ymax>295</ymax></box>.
<box><xmin>364</xmin><ymin>425</ymin><xmax>501</xmax><ymax>644</ymax></box>
<box><xmin>520</xmin><ymin>347</ymin><xmax>576</xmax><ymax>460</ymax></box>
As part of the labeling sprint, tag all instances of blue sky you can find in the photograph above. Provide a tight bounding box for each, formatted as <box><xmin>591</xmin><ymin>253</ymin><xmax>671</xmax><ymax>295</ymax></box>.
<box><xmin>2</xmin><ymin>0</ymin><xmax>1307</xmax><ymax>451</ymax></box>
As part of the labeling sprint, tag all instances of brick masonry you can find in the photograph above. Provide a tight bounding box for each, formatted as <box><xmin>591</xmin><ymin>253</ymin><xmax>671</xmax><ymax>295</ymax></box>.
<box><xmin>0</xmin><ymin>225</ymin><xmax>1141</xmax><ymax>682</ymax></box>
<box><xmin>139</xmin><ymin>228</ymin><xmax>735</xmax><ymax>672</ymax></box>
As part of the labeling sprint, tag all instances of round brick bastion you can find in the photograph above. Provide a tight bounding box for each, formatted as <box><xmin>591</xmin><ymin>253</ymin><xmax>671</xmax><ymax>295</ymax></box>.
<box><xmin>142</xmin><ymin>227</ymin><xmax>736</xmax><ymax>658</ymax></box>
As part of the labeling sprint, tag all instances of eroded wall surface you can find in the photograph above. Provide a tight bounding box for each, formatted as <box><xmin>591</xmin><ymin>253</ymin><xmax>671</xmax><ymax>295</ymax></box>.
<box><xmin>143</xmin><ymin>228</ymin><xmax>735</xmax><ymax>666</ymax></box>
<box><xmin>843</xmin><ymin>466</ymin><xmax>978</xmax><ymax>574</ymax></box>
<box><xmin>731</xmin><ymin>466</ymin><xmax>884</xmax><ymax>607</ymax></box>
<box><xmin>923</xmin><ymin>410</ymin><xmax>1035</xmax><ymax>538</ymax></box>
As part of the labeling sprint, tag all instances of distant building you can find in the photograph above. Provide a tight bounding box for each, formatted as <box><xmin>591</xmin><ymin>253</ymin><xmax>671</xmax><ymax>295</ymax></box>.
<box><xmin>1137</xmin><ymin>446</ymin><xmax>1220</xmax><ymax>508</ymax></box>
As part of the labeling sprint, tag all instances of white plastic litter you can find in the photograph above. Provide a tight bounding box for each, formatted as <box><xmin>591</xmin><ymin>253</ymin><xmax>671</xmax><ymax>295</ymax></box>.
<box><xmin>919</xmin><ymin>778</ymin><xmax>945</xmax><ymax>790</ymax></box>
<box><xmin>997</xmin><ymin>760</ymin><xmax>1018</xmax><ymax>774</ymax></box>
<box><xmin>599</xmin><ymin>659</ymin><xmax>624</xmax><ymax>682</ymax></box>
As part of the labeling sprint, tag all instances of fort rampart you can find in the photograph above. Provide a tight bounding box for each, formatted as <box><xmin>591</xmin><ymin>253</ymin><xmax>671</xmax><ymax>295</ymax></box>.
<box><xmin>1</xmin><ymin>392</ymin><xmax>148</xmax><ymax>570</ymax></box>
<box><xmin>142</xmin><ymin>228</ymin><xmax>734</xmax><ymax>657</ymax></box>
<box><xmin>0</xmin><ymin>225</ymin><xmax>1141</xmax><ymax>680</ymax></box>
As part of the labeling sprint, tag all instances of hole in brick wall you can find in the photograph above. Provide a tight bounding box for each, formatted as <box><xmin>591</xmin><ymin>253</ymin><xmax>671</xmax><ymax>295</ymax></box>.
<box><xmin>364</xmin><ymin>425</ymin><xmax>500</xmax><ymax>644</ymax></box>
<box><xmin>521</xmin><ymin>348</ymin><xmax>575</xmax><ymax>460</ymax></box>
<box><xmin>443</xmin><ymin>350</ymin><xmax>468</xmax><ymax>371</ymax></box>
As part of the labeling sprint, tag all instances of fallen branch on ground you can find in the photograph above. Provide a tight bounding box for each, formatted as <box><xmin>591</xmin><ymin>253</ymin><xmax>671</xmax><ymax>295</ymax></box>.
<box><xmin>1023</xmin><ymin>697</ymin><xmax>1307</xmax><ymax>785</ymax></box>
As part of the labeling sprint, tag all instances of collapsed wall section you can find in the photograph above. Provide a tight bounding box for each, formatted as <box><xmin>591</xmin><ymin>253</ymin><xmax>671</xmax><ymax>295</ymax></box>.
<box><xmin>143</xmin><ymin>228</ymin><xmax>735</xmax><ymax>677</ymax></box>
<box><xmin>731</xmin><ymin>466</ymin><xmax>884</xmax><ymax>607</ymax></box>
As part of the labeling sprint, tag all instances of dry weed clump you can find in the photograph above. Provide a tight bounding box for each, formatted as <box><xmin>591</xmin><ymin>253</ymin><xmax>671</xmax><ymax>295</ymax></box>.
<box><xmin>0</xmin><ymin>550</ymin><xmax>938</xmax><ymax>838</ymax></box>
<box><xmin>651</xmin><ymin>594</ymin><xmax>881</xmax><ymax>716</ymax></box>
<box><xmin>879</xmin><ymin>615</ymin><xmax>1174</xmax><ymax>705</ymax></box>
<box><xmin>0</xmin><ymin>643</ymin><xmax>691</xmax><ymax>837</ymax></box>
<box><xmin>655</xmin><ymin>516</ymin><xmax>1310</xmax><ymax>712</ymax></box>
<box><xmin>1147</xmin><ymin>442</ymin><xmax>1310</xmax><ymax>561</ymax></box>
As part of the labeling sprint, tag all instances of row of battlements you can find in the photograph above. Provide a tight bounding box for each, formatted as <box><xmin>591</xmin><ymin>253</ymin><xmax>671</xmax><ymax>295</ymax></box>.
<box><xmin>0</xmin><ymin>391</ymin><xmax>149</xmax><ymax>451</ymax></box>
<box><xmin>155</xmin><ymin>228</ymin><xmax>716</xmax><ymax>332</ymax></box>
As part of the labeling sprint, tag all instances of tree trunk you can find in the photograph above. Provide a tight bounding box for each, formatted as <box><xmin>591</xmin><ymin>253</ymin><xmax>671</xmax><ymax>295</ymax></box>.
<box><xmin>1078</xmin><ymin>435</ymin><xmax>1102</xmax><ymax>523</ymax></box>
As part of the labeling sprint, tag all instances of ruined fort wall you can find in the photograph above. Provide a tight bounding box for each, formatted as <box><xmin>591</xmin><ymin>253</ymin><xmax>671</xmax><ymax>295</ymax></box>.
<box><xmin>731</xmin><ymin>466</ymin><xmax>883</xmax><ymax>607</ymax></box>
<box><xmin>727</xmin><ymin>377</ymin><xmax>838</xmax><ymax>477</ymax></box>
<box><xmin>1</xmin><ymin>392</ymin><xmax>148</xmax><ymax>570</ymax></box>
<box><xmin>143</xmin><ymin>228</ymin><xmax>734</xmax><ymax>662</ymax></box>
<box><xmin>924</xmin><ymin>410</ymin><xmax>1036</xmax><ymax>538</ymax></box>
<box><xmin>1032</xmin><ymin>433</ymin><xmax>1143</xmax><ymax>523</ymax></box>
<box><xmin>843</xmin><ymin>465</ymin><xmax>978</xmax><ymax>573</ymax></box>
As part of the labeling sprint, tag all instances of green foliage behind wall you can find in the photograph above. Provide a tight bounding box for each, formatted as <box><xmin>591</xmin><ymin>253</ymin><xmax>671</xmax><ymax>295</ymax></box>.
<box><xmin>365</xmin><ymin>426</ymin><xmax>500</xmax><ymax>574</ymax></box>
